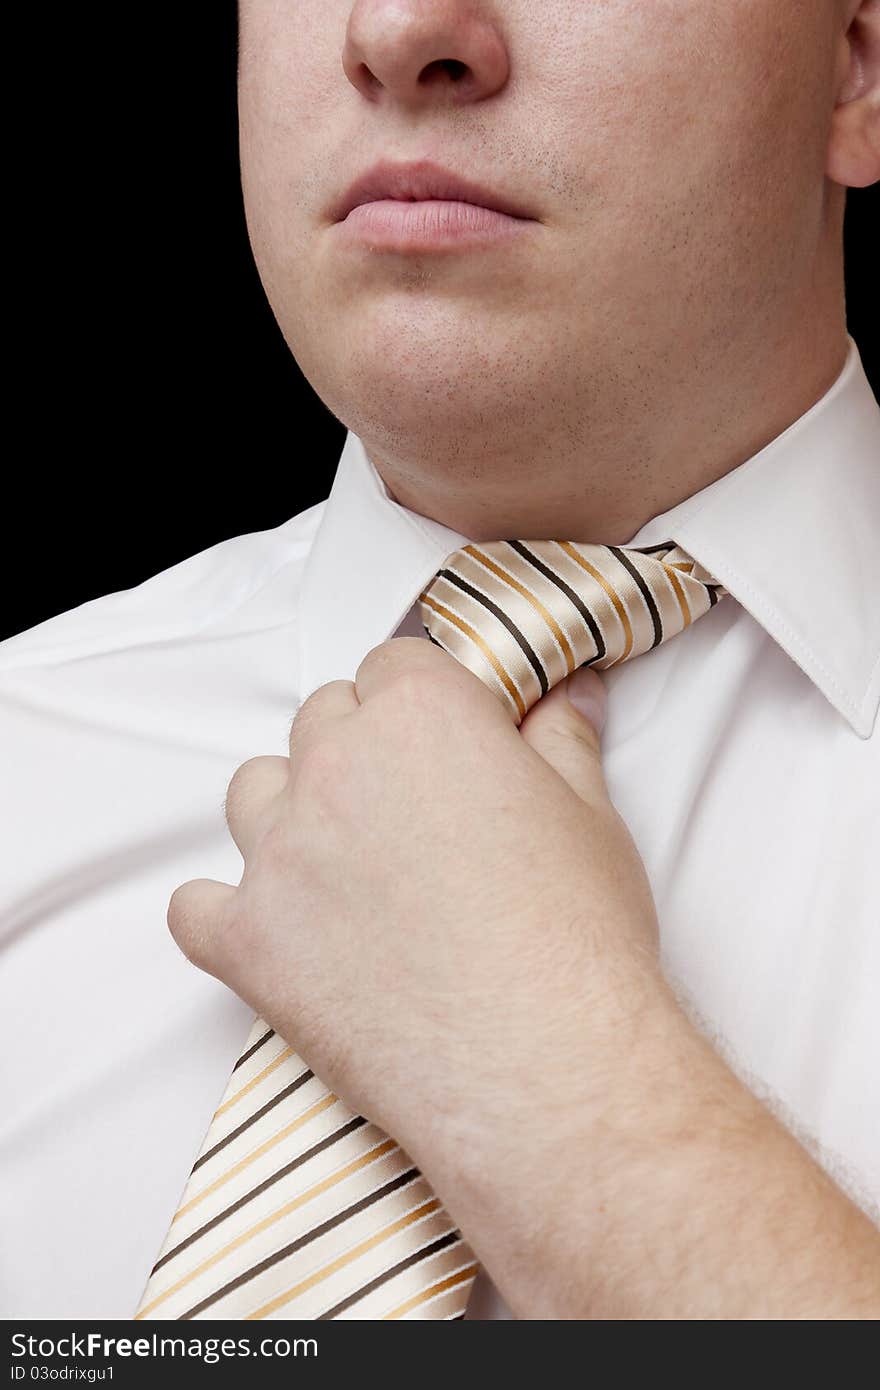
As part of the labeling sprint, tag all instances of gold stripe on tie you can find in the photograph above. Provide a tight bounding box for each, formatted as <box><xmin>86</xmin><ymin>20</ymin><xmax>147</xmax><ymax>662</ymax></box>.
<box><xmin>420</xmin><ymin>590</ymin><xmax>528</xmax><ymax>719</ymax></box>
<box><xmin>214</xmin><ymin>1047</ymin><xmax>294</xmax><ymax>1116</ymax></box>
<box><xmin>134</xmin><ymin>538</ymin><xmax>723</xmax><ymax>1321</ymax></box>
<box><xmin>661</xmin><ymin>561</ymin><xmax>693</xmax><ymax>628</ymax></box>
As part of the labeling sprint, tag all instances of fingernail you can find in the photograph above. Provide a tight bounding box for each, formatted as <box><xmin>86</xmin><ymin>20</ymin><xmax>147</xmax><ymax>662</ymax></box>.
<box><xmin>566</xmin><ymin>667</ymin><xmax>607</xmax><ymax>733</ymax></box>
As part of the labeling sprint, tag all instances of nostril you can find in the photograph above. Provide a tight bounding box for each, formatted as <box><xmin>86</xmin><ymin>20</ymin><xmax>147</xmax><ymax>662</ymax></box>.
<box><xmin>358</xmin><ymin>62</ymin><xmax>383</xmax><ymax>94</ymax></box>
<box><xmin>419</xmin><ymin>58</ymin><xmax>469</xmax><ymax>85</ymax></box>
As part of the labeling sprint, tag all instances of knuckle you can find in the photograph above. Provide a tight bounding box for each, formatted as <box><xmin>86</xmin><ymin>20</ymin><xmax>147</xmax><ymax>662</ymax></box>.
<box><xmin>167</xmin><ymin>882</ymin><xmax>239</xmax><ymax>973</ymax></box>
<box><xmin>354</xmin><ymin>638</ymin><xmax>398</xmax><ymax>682</ymax></box>
<box><xmin>288</xmin><ymin>681</ymin><xmax>350</xmax><ymax>751</ymax></box>
<box><xmin>166</xmin><ymin>885</ymin><xmax>210</xmax><ymax>965</ymax></box>
<box><xmin>387</xmin><ymin>664</ymin><xmax>448</xmax><ymax>714</ymax></box>
<box><xmin>224</xmin><ymin>756</ymin><xmax>264</xmax><ymax>823</ymax></box>
<box><xmin>288</xmin><ymin>687</ymin><xmax>323</xmax><ymax>739</ymax></box>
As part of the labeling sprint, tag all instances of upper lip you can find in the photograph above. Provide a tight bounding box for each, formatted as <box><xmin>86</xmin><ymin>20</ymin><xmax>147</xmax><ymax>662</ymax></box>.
<box><xmin>330</xmin><ymin>159</ymin><xmax>536</xmax><ymax>223</ymax></box>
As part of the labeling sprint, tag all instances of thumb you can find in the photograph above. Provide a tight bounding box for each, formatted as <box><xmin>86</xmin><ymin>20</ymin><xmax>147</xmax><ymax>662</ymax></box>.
<box><xmin>518</xmin><ymin>666</ymin><xmax>608</xmax><ymax>803</ymax></box>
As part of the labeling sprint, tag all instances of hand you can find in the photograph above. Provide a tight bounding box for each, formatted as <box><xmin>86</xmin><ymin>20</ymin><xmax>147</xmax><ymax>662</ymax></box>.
<box><xmin>167</xmin><ymin>636</ymin><xmax>880</xmax><ymax>1319</ymax></box>
<box><xmin>168</xmin><ymin>637</ymin><xmax>661</xmax><ymax>1174</ymax></box>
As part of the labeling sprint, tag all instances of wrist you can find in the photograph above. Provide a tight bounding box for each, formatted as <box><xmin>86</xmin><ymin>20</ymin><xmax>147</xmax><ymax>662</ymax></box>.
<box><xmin>414</xmin><ymin>965</ymin><xmax>880</xmax><ymax>1320</ymax></box>
<box><xmin>407</xmin><ymin>952</ymin><xmax>696</xmax><ymax>1310</ymax></box>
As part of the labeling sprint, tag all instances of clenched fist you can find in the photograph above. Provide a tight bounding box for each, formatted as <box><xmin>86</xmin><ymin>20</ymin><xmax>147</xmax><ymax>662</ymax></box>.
<box><xmin>168</xmin><ymin>636</ymin><xmax>658</xmax><ymax>1192</ymax></box>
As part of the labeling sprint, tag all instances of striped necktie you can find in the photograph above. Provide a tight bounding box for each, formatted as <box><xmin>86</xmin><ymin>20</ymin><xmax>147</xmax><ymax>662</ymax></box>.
<box><xmin>134</xmin><ymin>539</ymin><xmax>724</xmax><ymax>1321</ymax></box>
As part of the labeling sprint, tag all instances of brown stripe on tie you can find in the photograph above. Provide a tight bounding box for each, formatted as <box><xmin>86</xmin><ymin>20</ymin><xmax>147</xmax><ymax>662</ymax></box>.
<box><xmin>140</xmin><ymin>1137</ymin><xmax>404</xmax><ymax>1319</ymax></box>
<box><xmin>608</xmin><ymin>546</ymin><xmax>663</xmax><ymax>649</ymax></box>
<box><xmin>192</xmin><ymin>1065</ymin><xmax>314</xmax><ymax>1173</ymax></box>
<box><xmin>317</xmin><ymin>1230</ymin><xmax>463</xmax><ymax>1321</ymax></box>
<box><xmin>172</xmin><ymin>1091</ymin><xmax>339</xmax><ymax>1223</ymax></box>
<box><xmin>462</xmin><ymin>543</ymin><xmax>576</xmax><ymax>674</ymax></box>
<box><xmin>179</xmin><ymin>1169</ymin><xmax>423</xmax><ymax>1320</ymax></box>
<box><xmin>215</xmin><ymin>1046</ymin><xmax>295</xmax><ymax>1117</ymax></box>
<box><xmin>149</xmin><ymin>1114</ymin><xmax>371</xmax><ymax>1279</ymax></box>
<box><xmin>556</xmin><ymin>541</ymin><xmax>635</xmax><ymax>663</ymax></box>
<box><xmin>509</xmin><ymin>541</ymin><xmax>606</xmax><ymax>664</ymax></box>
<box><xmin>232</xmin><ymin>1027</ymin><xmax>276</xmax><ymax>1072</ymax></box>
<box><xmin>245</xmin><ymin>1194</ymin><xmax>445</xmax><ymax>1320</ymax></box>
<box><xmin>436</xmin><ymin>565</ymin><xmax>549</xmax><ymax>695</ymax></box>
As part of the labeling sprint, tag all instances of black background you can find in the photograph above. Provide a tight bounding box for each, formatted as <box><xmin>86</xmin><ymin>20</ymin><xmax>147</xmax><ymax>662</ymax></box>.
<box><xmin>5</xmin><ymin>4</ymin><xmax>877</xmax><ymax>642</ymax></box>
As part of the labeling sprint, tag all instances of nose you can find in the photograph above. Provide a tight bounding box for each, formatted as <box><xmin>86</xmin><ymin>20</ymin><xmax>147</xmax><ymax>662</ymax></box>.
<box><xmin>342</xmin><ymin>0</ymin><xmax>510</xmax><ymax>108</ymax></box>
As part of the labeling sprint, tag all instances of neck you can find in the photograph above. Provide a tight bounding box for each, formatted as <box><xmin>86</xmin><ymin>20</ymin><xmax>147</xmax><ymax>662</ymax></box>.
<box><xmin>364</xmin><ymin>298</ymin><xmax>849</xmax><ymax>546</ymax></box>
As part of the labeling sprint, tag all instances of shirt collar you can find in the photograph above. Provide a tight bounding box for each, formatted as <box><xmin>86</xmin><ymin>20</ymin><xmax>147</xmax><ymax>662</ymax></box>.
<box><xmin>626</xmin><ymin>338</ymin><xmax>880</xmax><ymax>739</ymax></box>
<box><xmin>298</xmin><ymin>336</ymin><xmax>880</xmax><ymax>738</ymax></box>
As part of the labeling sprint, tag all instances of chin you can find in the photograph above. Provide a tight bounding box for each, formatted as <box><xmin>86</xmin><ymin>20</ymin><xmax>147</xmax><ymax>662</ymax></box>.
<box><xmin>299</xmin><ymin>295</ymin><xmax>541</xmax><ymax>432</ymax></box>
<box><xmin>324</xmin><ymin>361</ymin><xmax>517</xmax><ymax>456</ymax></box>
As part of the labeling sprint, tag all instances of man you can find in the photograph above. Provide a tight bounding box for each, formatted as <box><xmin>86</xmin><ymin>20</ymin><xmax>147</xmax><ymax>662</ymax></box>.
<box><xmin>1</xmin><ymin>0</ymin><xmax>878</xmax><ymax>1320</ymax></box>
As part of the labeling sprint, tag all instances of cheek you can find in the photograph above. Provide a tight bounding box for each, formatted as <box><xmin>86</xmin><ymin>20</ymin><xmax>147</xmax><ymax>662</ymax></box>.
<box><xmin>238</xmin><ymin>7</ymin><xmax>346</xmax><ymax>296</ymax></box>
<box><xmin>540</xmin><ymin>1</ymin><xmax>835</xmax><ymax>301</ymax></box>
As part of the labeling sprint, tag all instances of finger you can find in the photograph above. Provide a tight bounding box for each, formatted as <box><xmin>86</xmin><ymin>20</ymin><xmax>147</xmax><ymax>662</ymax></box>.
<box><xmin>167</xmin><ymin>877</ymin><xmax>237</xmax><ymax>977</ymax></box>
<box><xmin>518</xmin><ymin>667</ymin><xmax>608</xmax><ymax>804</ymax></box>
<box><xmin>288</xmin><ymin>679</ymin><xmax>360</xmax><ymax>761</ymax></box>
<box><xmin>224</xmin><ymin>755</ymin><xmax>289</xmax><ymax>862</ymax></box>
<box><xmin>354</xmin><ymin>634</ymin><xmax>480</xmax><ymax>706</ymax></box>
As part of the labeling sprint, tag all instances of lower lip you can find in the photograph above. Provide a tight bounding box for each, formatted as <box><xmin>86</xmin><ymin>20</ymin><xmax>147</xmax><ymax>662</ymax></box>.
<box><xmin>335</xmin><ymin>198</ymin><xmax>535</xmax><ymax>252</ymax></box>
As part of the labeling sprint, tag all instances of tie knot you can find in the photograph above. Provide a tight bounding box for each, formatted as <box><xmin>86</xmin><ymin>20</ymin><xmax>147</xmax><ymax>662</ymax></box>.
<box><xmin>420</xmin><ymin>540</ymin><xmax>724</xmax><ymax>723</ymax></box>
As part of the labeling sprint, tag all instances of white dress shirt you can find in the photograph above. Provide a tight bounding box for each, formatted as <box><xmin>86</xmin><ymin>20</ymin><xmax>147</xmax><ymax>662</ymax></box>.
<box><xmin>1</xmin><ymin>340</ymin><xmax>878</xmax><ymax>1321</ymax></box>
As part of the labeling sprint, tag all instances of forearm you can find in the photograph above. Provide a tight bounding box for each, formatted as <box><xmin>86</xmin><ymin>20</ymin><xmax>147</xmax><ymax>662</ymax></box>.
<box><xmin>417</xmin><ymin>973</ymin><xmax>880</xmax><ymax>1320</ymax></box>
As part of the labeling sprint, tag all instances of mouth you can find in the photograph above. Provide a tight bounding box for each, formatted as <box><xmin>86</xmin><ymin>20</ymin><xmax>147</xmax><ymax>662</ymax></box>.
<box><xmin>329</xmin><ymin>158</ymin><xmax>539</xmax><ymax>252</ymax></box>
<box><xmin>331</xmin><ymin>158</ymin><xmax>536</xmax><ymax>224</ymax></box>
